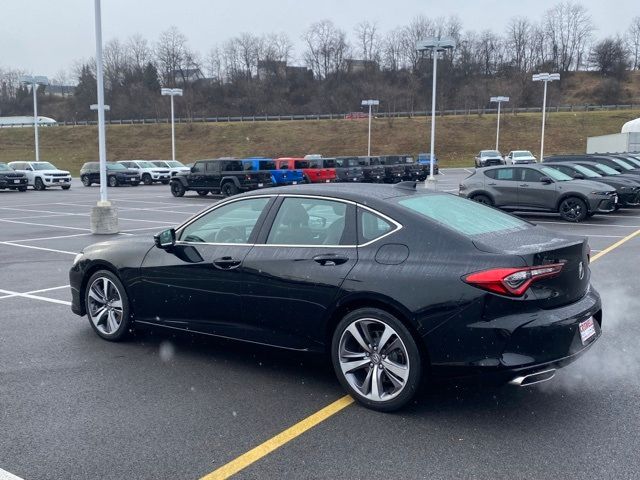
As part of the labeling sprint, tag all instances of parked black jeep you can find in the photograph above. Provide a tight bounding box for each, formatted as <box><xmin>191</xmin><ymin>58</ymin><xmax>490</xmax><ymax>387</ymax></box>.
<box><xmin>358</xmin><ymin>156</ymin><xmax>402</xmax><ymax>183</ymax></box>
<box><xmin>170</xmin><ymin>158</ymin><xmax>274</xmax><ymax>197</ymax></box>
<box><xmin>321</xmin><ymin>157</ymin><xmax>364</xmax><ymax>182</ymax></box>
<box><xmin>380</xmin><ymin>155</ymin><xmax>424</xmax><ymax>181</ymax></box>
<box><xmin>0</xmin><ymin>162</ymin><xmax>28</xmax><ymax>191</ymax></box>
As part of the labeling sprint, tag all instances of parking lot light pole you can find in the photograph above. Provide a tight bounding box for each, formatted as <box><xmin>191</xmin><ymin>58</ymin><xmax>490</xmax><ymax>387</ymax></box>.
<box><xmin>417</xmin><ymin>37</ymin><xmax>456</xmax><ymax>183</ymax></box>
<box><xmin>90</xmin><ymin>0</ymin><xmax>118</xmax><ymax>234</ymax></box>
<box><xmin>490</xmin><ymin>96</ymin><xmax>509</xmax><ymax>151</ymax></box>
<box><xmin>161</xmin><ymin>88</ymin><xmax>183</xmax><ymax>161</ymax></box>
<box><xmin>19</xmin><ymin>75</ymin><xmax>49</xmax><ymax>162</ymax></box>
<box><xmin>361</xmin><ymin>99</ymin><xmax>379</xmax><ymax>156</ymax></box>
<box><xmin>532</xmin><ymin>73</ymin><xmax>560</xmax><ymax>162</ymax></box>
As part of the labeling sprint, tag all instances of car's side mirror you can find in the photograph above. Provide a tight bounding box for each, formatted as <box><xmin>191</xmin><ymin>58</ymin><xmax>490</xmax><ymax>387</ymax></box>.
<box><xmin>573</xmin><ymin>173</ymin><xmax>585</xmax><ymax>180</ymax></box>
<box><xmin>190</xmin><ymin>167</ymin><xmax>196</xmax><ymax>173</ymax></box>
<box><xmin>154</xmin><ymin>228</ymin><xmax>176</xmax><ymax>249</ymax></box>
<box><xmin>26</xmin><ymin>167</ymin><xmax>33</xmax><ymax>171</ymax></box>
<box><xmin>540</xmin><ymin>176</ymin><xmax>553</xmax><ymax>184</ymax></box>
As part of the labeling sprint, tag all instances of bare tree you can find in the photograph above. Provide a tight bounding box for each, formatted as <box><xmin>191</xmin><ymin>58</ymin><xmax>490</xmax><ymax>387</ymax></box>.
<box><xmin>627</xmin><ymin>16</ymin><xmax>640</xmax><ymax>70</ymax></box>
<box><xmin>103</xmin><ymin>38</ymin><xmax>128</xmax><ymax>89</ymax></box>
<box><xmin>354</xmin><ymin>21</ymin><xmax>381</xmax><ymax>63</ymax></box>
<box><xmin>400</xmin><ymin>15</ymin><xmax>437</xmax><ymax>71</ymax></box>
<box><xmin>544</xmin><ymin>1</ymin><xmax>594</xmax><ymax>71</ymax></box>
<box><xmin>590</xmin><ymin>36</ymin><xmax>629</xmax><ymax>78</ymax></box>
<box><xmin>155</xmin><ymin>26</ymin><xmax>189</xmax><ymax>86</ymax></box>
<box><xmin>506</xmin><ymin>17</ymin><xmax>532</xmax><ymax>71</ymax></box>
<box><xmin>303</xmin><ymin>20</ymin><xmax>349</xmax><ymax>79</ymax></box>
<box><xmin>381</xmin><ymin>28</ymin><xmax>404</xmax><ymax>71</ymax></box>
<box><xmin>205</xmin><ymin>47</ymin><xmax>223</xmax><ymax>81</ymax></box>
<box><xmin>127</xmin><ymin>34</ymin><xmax>151</xmax><ymax>71</ymax></box>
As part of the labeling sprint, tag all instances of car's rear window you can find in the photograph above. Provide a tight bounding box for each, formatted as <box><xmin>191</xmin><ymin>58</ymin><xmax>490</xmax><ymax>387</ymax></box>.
<box><xmin>397</xmin><ymin>194</ymin><xmax>529</xmax><ymax>236</ymax></box>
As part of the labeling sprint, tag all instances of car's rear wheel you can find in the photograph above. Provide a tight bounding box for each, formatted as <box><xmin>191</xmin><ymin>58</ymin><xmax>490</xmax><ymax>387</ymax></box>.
<box><xmin>171</xmin><ymin>181</ymin><xmax>185</xmax><ymax>197</ymax></box>
<box><xmin>61</xmin><ymin>185</ymin><xmax>71</xmax><ymax>190</ymax></box>
<box><xmin>161</xmin><ymin>179</ymin><xmax>170</xmax><ymax>185</ymax></box>
<box><xmin>472</xmin><ymin>194</ymin><xmax>493</xmax><ymax>206</ymax></box>
<box><xmin>108</xmin><ymin>175</ymin><xmax>119</xmax><ymax>187</ymax></box>
<box><xmin>85</xmin><ymin>270</ymin><xmax>131</xmax><ymax>341</ymax></box>
<box><xmin>559</xmin><ymin>197</ymin><xmax>587</xmax><ymax>222</ymax></box>
<box><xmin>221</xmin><ymin>182</ymin><xmax>238</xmax><ymax>197</ymax></box>
<box><xmin>197</xmin><ymin>190</ymin><xmax>209</xmax><ymax>196</ymax></box>
<box><xmin>17</xmin><ymin>186</ymin><xmax>27</xmax><ymax>192</ymax></box>
<box><xmin>81</xmin><ymin>175</ymin><xmax>91</xmax><ymax>187</ymax></box>
<box><xmin>34</xmin><ymin>177</ymin><xmax>46</xmax><ymax>191</ymax></box>
<box><xmin>142</xmin><ymin>173</ymin><xmax>153</xmax><ymax>185</ymax></box>
<box><xmin>331</xmin><ymin>308</ymin><xmax>422</xmax><ymax>412</ymax></box>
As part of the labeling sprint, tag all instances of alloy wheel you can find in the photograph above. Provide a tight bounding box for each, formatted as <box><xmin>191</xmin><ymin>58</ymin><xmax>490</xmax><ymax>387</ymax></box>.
<box><xmin>338</xmin><ymin>318</ymin><xmax>410</xmax><ymax>402</ymax></box>
<box><xmin>87</xmin><ymin>277</ymin><xmax>124</xmax><ymax>335</ymax></box>
<box><xmin>560</xmin><ymin>198</ymin><xmax>584</xmax><ymax>221</ymax></box>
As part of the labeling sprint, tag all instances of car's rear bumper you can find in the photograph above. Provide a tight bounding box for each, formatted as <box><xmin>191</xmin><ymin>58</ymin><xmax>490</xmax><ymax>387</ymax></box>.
<box><xmin>427</xmin><ymin>286</ymin><xmax>602</xmax><ymax>380</ymax></box>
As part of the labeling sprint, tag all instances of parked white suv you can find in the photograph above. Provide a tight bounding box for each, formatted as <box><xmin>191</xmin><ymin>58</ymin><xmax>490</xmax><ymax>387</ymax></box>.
<box><xmin>117</xmin><ymin>160</ymin><xmax>171</xmax><ymax>185</ymax></box>
<box><xmin>152</xmin><ymin>160</ymin><xmax>190</xmax><ymax>176</ymax></box>
<box><xmin>506</xmin><ymin>150</ymin><xmax>537</xmax><ymax>164</ymax></box>
<box><xmin>8</xmin><ymin>161</ymin><xmax>72</xmax><ymax>190</ymax></box>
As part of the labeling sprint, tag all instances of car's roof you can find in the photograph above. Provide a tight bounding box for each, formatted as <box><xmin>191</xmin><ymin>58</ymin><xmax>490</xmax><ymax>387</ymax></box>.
<box><xmin>239</xmin><ymin>182</ymin><xmax>439</xmax><ymax>203</ymax></box>
<box><xmin>481</xmin><ymin>163</ymin><xmax>548</xmax><ymax>171</ymax></box>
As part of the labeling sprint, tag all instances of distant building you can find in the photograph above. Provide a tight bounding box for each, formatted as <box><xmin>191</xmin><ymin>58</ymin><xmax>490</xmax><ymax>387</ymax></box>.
<box><xmin>258</xmin><ymin>60</ymin><xmax>287</xmax><ymax>79</ymax></box>
<box><xmin>345</xmin><ymin>59</ymin><xmax>379</xmax><ymax>73</ymax></box>
<box><xmin>285</xmin><ymin>65</ymin><xmax>313</xmax><ymax>82</ymax></box>
<box><xmin>172</xmin><ymin>68</ymin><xmax>205</xmax><ymax>84</ymax></box>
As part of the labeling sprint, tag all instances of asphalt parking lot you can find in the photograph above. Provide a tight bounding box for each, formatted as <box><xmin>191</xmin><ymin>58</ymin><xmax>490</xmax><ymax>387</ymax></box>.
<box><xmin>1</xmin><ymin>170</ymin><xmax>640</xmax><ymax>480</ymax></box>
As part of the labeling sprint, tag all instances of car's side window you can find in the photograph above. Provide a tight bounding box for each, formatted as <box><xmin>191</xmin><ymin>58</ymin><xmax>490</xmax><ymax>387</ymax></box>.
<box><xmin>522</xmin><ymin>169</ymin><xmax>544</xmax><ymax>182</ymax></box>
<box><xmin>359</xmin><ymin>209</ymin><xmax>394</xmax><ymax>244</ymax></box>
<box><xmin>192</xmin><ymin>162</ymin><xmax>204</xmax><ymax>173</ymax></box>
<box><xmin>180</xmin><ymin>198</ymin><xmax>271</xmax><ymax>244</ymax></box>
<box><xmin>495</xmin><ymin>168</ymin><xmax>515</xmax><ymax>181</ymax></box>
<box><xmin>205</xmin><ymin>162</ymin><xmax>219</xmax><ymax>172</ymax></box>
<box><xmin>266</xmin><ymin>197</ymin><xmax>352</xmax><ymax>246</ymax></box>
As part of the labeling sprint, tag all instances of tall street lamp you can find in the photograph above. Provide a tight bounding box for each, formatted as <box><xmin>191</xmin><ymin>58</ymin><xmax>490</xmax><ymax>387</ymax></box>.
<box><xmin>490</xmin><ymin>96</ymin><xmax>509</xmax><ymax>152</ymax></box>
<box><xmin>19</xmin><ymin>75</ymin><xmax>49</xmax><ymax>162</ymax></box>
<box><xmin>417</xmin><ymin>36</ymin><xmax>456</xmax><ymax>182</ymax></box>
<box><xmin>161</xmin><ymin>88</ymin><xmax>183</xmax><ymax>162</ymax></box>
<box><xmin>90</xmin><ymin>0</ymin><xmax>118</xmax><ymax>234</ymax></box>
<box><xmin>532</xmin><ymin>73</ymin><xmax>560</xmax><ymax>162</ymax></box>
<box><xmin>361</xmin><ymin>99</ymin><xmax>379</xmax><ymax>157</ymax></box>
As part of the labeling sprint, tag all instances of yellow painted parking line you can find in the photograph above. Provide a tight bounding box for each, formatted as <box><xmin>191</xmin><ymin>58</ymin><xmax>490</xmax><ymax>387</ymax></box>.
<box><xmin>200</xmin><ymin>227</ymin><xmax>640</xmax><ymax>480</ymax></box>
<box><xmin>591</xmin><ymin>228</ymin><xmax>640</xmax><ymax>263</ymax></box>
<box><xmin>200</xmin><ymin>395</ymin><xmax>354</xmax><ymax>480</ymax></box>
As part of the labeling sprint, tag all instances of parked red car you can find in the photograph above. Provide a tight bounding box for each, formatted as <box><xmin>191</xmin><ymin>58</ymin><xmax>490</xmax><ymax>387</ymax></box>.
<box><xmin>275</xmin><ymin>157</ymin><xmax>337</xmax><ymax>183</ymax></box>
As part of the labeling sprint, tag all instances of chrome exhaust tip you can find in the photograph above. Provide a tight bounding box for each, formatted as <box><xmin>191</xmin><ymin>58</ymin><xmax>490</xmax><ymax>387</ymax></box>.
<box><xmin>509</xmin><ymin>369</ymin><xmax>557</xmax><ymax>387</ymax></box>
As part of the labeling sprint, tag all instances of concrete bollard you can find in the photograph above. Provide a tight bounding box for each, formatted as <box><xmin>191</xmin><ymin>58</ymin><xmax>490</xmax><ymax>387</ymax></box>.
<box><xmin>90</xmin><ymin>201</ymin><xmax>119</xmax><ymax>234</ymax></box>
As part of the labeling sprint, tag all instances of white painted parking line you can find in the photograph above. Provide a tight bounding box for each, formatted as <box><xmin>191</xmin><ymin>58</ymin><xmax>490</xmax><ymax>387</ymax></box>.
<box><xmin>7</xmin><ymin>232</ymin><xmax>98</xmax><ymax>243</ymax></box>
<box><xmin>464</xmin><ymin>168</ymin><xmax>473</xmax><ymax>173</ymax></box>
<box><xmin>0</xmin><ymin>241</ymin><xmax>77</xmax><ymax>255</ymax></box>
<box><xmin>0</xmin><ymin>218</ymin><xmax>91</xmax><ymax>232</ymax></box>
<box><xmin>0</xmin><ymin>467</ymin><xmax>25</xmax><ymax>480</ymax></box>
<box><xmin>0</xmin><ymin>288</ymin><xmax>71</xmax><ymax>306</ymax></box>
<box><xmin>582</xmin><ymin>234</ymin><xmax>625</xmax><ymax>238</ymax></box>
<box><xmin>0</xmin><ymin>285</ymin><xmax>69</xmax><ymax>300</ymax></box>
<box><xmin>535</xmin><ymin>221</ymin><xmax>640</xmax><ymax>228</ymax></box>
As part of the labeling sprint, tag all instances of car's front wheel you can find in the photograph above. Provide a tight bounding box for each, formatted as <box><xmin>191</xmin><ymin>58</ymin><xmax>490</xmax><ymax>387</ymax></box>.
<box><xmin>559</xmin><ymin>196</ymin><xmax>587</xmax><ymax>222</ymax></box>
<box><xmin>171</xmin><ymin>181</ymin><xmax>186</xmax><ymax>197</ymax></box>
<box><xmin>108</xmin><ymin>175</ymin><xmax>119</xmax><ymax>187</ymax></box>
<box><xmin>85</xmin><ymin>270</ymin><xmax>132</xmax><ymax>341</ymax></box>
<box><xmin>331</xmin><ymin>308</ymin><xmax>422</xmax><ymax>412</ymax></box>
<box><xmin>34</xmin><ymin>177</ymin><xmax>46</xmax><ymax>191</ymax></box>
<box><xmin>221</xmin><ymin>182</ymin><xmax>239</xmax><ymax>197</ymax></box>
<box><xmin>81</xmin><ymin>175</ymin><xmax>92</xmax><ymax>187</ymax></box>
<box><xmin>471</xmin><ymin>194</ymin><xmax>493</xmax><ymax>206</ymax></box>
<box><xmin>142</xmin><ymin>173</ymin><xmax>153</xmax><ymax>185</ymax></box>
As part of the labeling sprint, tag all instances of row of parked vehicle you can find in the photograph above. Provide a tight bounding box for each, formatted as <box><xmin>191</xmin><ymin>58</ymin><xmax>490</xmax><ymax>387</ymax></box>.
<box><xmin>460</xmin><ymin>153</ymin><xmax>640</xmax><ymax>221</ymax></box>
<box><xmin>474</xmin><ymin>149</ymin><xmax>538</xmax><ymax>167</ymax></box>
<box><xmin>0</xmin><ymin>161</ymin><xmax>72</xmax><ymax>191</ymax></box>
<box><xmin>169</xmin><ymin>155</ymin><xmax>439</xmax><ymax>197</ymax></box>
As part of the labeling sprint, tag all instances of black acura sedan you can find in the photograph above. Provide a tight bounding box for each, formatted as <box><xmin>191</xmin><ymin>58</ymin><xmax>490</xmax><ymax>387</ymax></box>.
<box><xmin>70</xmin><ymin>183</ymin><xmax>602</xmax><ymax>411</ymax></box>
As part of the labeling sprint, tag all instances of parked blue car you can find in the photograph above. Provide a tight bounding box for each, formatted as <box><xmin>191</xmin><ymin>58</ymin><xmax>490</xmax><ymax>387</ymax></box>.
<box><xmin>417</xmin><ymin>152</ymin><xmax>439</xmax><ymax>175</ymax></box>
<box><xmin>241</xmin><ymin>157</ymin><xmax>304</xmax><ymax>186</ymax></box>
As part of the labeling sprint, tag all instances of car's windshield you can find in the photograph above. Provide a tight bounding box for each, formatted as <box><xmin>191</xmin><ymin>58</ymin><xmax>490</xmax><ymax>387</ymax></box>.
<box><xmin>152</xmin><ymin>161</ymin><xmax>168</xmax><ymax>167</ymax></box>
<box><xmin>590</xmin><ymin>163</ymin><xmax>619</xmax><ymax>175</ymax></box>
<box><xmin>610</xmin><ymin>158</ymin><xmax>634</xmax><ymax>170</ymax></box>
<box><xmin>336</xmin><ymin>158</ymin><xmax>359</xmax><ymax>167</ymax></box>
<box><xmin>514</xmin><ymin>151</ymin><xmax>532</xmax><ymax>158</ymax></box>
<box><xmin>106</xmin><ymin>163</ymin><xmax>127</xmax><ymax>170</ymax></box>
<box><xmin>167</xmin><ymin>161</ymin><xmax>184</xmax><ymax>167</ymax></box>
<box><xmin>0</xmin><ymin>163</ymin><xmax>12</xmax><ymax>171</ymax></box>
<box><xmin>397</xmin><ymin>194</ymin><xmax>529</xmax><ymax>236</ymax></box>
<box><xmin>572</xmin><ymin>164</ymin><xmax>601</xmax><ymax>178</ymax></box>
<box><xmin>136</xmin><ymin>161</ymin><xmax>157</xmax><ymax>168</ymax></box>
<box><xmin>32</xmin><ymin>162</ymin><xmax>57</xmax><ymax>170</ymax></box>
<box><xmin>540</xmin><ymin>166</ymin><xmax>573</xmax><ymax>181</ymax></box>
<box><xmin>482</xmin><ymin>151</ymin><xmax>501</xmax><ymax>157</ymax></box>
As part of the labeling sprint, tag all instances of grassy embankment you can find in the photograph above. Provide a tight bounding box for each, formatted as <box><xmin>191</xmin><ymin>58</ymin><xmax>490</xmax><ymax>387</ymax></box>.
<box><xmin>0</xmin><ymin>109</ymin><xmax>637</xmax><ymax>175</ymax></box>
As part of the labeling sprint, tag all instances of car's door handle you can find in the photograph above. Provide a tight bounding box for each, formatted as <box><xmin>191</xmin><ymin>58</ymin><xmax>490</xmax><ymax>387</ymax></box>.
<box><xmin>313</xmin><ymin>254</ymin><xmax>349</xmax><ymax>266</ymax></box>
<box><xmin>487</xmin><ymin>182</ymin><xmax>497</xmax><ymax>186</ymax></box>
<box><xmin>213</xmin><ymin>256</ymin><xmax>242</xmax><ymax>270</ymax></box>
<box><xmin>519</xmin><ymin>183</ymin><xmax>529</xmax><ymax>187</ymax></box>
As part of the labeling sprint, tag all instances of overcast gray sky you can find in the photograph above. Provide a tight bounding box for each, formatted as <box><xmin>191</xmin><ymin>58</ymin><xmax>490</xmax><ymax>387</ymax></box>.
<box><xmin>1</xmin><ymin>0</ymin><xmax>638</xmax><ymax>78</ymax></box>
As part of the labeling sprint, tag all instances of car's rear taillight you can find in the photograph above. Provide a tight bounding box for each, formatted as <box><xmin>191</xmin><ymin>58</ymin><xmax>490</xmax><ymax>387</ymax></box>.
<box><xmin>463</xmin><ymin>263</ymin><xmax>565</xmax><ymax>297</ymax></box>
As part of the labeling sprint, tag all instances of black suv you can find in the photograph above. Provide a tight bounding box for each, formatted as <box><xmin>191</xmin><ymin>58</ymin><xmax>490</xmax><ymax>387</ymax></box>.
<box><xmin>364</xmin><ymin>156</ymin><xmax>404</xmax><ymax>183</ymax></box>
<box><xmin>380</xmin><ymin>155</ymin><xmax>423</xmax><ymax>181</ymax></box>
<box><xmin>170</xmin><ymin>158</ymin><xmax>274</xmax><ymax>197</ymax></box>
<box><xmin>353</xmin><ymin>156</ymin><xmax>386</xmax><ymax>183</ymax></box>
<box><xmin>321</xmin><ymin>157</ymin><xmax>364</xmax><ymax>182</ymax></box>
<box><xmin>80</xmin><ymin>162</ymin><xmax>141</xmax><ymax>187</ymax></box>
<box><xmin>0</xmin><ymin>162</ymin><xmax>28</xmax><ymax>191</ymax></box>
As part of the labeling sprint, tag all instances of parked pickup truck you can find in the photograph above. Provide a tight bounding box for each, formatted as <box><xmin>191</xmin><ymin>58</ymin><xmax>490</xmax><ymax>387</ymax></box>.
<box><xmin>275</xmin><ymin>157</ymin><xmax>336</xmax><ymax>183</ymax></box>
<box><xmin>321</xmin><ymin>157</ymin><xmax>364</xmax><ymax>182</ymax></box>
<box><xmin>170</xmin><ymin>158</ymin><xmax>273</xmax><ymax>197</ymax></box>
<box><xmin>242</xmin><ymin>158</ymin><xmax>304</xmax><ymax>186</ymax></box>
<box><xmin>380</xmin><ymin>155</ymin><xmax>423</xmax><ymax>181</ymax></box>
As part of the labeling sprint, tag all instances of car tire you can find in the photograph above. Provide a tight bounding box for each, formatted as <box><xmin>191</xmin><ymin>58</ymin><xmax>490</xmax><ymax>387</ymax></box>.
<box><xmin>85</xmin><ymin>270</ymin><xmax>132</xmax><ymax>342</ymax></box>
<box><xmin>17</xmin><ymin>186</ymin><xmax>27</xmax><ymax>192</ymax></box>
<box><xmin>131</xmin><ymin>181</ymin><xmax>140</xmax><ymax>187</ymax></box>
<box><xmin>61</xmin><ymin>185</ymin><xmax>71</xmax><ymax>190</ymax></box>
<box><xmin>197</xmin><ymin>190</ymin><xmax>209</xmax><ymax>196</ymax></box>
<box><xmin>142</xmin><ymin>174</ymin><xmax>153</xmax><ymax>185</ymax></box>
<box><xmin>161</xmin><ymin>180</ymin><xmax>170</xmax><ymax>185</ymax></box>
<box><xmin>471</xmin><ymin>194</ymin><xmax>493</xmax><ymax>206</ymax></box>
<box><xmin>34</xmin><ymin>177</ymin><xmax>46</xmax><ymax>191</ymax></box>
<box><xmin>171</xmin><ymin>181</ymin><xmax>186</xmax><ymax>197</ymax></box>
<box><xmin>559</xmin><ymin>197</ymin><xmax>588</xmax><ymax>222</ymax></box>
<box><xmin>81</xmin><ymin>175</ymin><xmax>92</xmax><ymax>187</ymax></box>
<box><xmin>108</xmin><ymin>175</ymin><xmax>119</xmax><ymax>187</ymax></box>
<box><xmin>221</xmin><ymin>182</ymin><xmax>238</xmax><ymax>197</ymax></box>
<box><xmin>331</xmin><ymin>308</ymin><xmax>422</xmax><ymax>412</ymax></box>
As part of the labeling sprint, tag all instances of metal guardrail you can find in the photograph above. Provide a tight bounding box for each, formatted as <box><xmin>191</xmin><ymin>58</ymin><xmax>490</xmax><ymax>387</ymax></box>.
<box><xmin>1</xmin><ymin>104</ymin><xmax>638</xmax><ymax>128</ymax></box>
